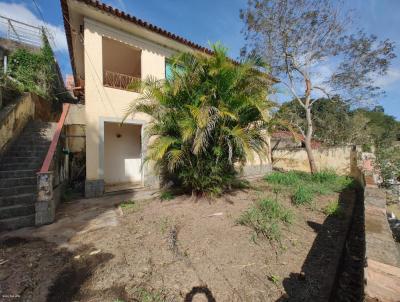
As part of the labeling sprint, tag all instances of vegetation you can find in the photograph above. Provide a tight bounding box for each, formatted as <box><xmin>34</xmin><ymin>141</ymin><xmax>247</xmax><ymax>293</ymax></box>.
<box><xmin>134</xmin><ymin>288</ymin><xmax>166</xmax><ymax>302</ymax></box>
<box><xmin>323</xmin><ymin>200</ymin><xmax>344</xmax><ymax>218</ymax></box>
<box><xmin>237</xmin><ymin>198</ymin><xmax>293</xmax><ymax>242</ymax></box>
<box><xmin>241</xmin><ymin>0</ymin><xmax>396</xmax><ymax>173</ymax></box>
<box><xmin>265</xmin><ymin>170</ymin><xmax>354</xmax><ymax>205</ymax></box>
<box><xmin>160</xmin><ymin>191</ymin><xmax>174</xmax><ymax>201</ymax></box>
<box><xmin>375</xmin><ymin>145</ymin><xmax>400</xmax><ymax>186</ymax></box>
<box><xmin>292</xmin><ymin>186</ymin><xmax>314</xmax><ymax>206</ymax></box>
<box><xmin>4</xmin><ymin>34</ymin><xmax>69</xmax><ymax>103</ymax></box>
<box><xmin>126</xmin><ymin>44</ymin><xmax>273</xmax><ymax>196</ymax></box>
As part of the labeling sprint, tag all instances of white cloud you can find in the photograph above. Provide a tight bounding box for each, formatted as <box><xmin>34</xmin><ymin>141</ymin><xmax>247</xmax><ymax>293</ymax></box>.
<box><xmin>374</xmin><ymin>67</ymin><xmax>400</xmax><ymax>88</ymax></box>
<box><xmin>0</xmin><ymin>2</ymin><xmax>68</xmax><ymax>52</ymax></box>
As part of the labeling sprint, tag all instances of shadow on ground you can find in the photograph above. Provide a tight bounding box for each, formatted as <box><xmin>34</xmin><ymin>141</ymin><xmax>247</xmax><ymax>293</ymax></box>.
<box><xmin>275</xmin><ymin>186</ymin><xmax>365</xmax><ymax>302</ymax></box>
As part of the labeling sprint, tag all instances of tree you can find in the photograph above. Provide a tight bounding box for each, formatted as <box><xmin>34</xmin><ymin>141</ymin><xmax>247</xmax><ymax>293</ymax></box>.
<box><xmin>241</xmin><ymin>0</ymin><xmax>396</xmax><ymax>173</ymax></box>
<box><xmin>125</xmin><ymin>44</ymin><xmax>273</xmax><ymax>196</ymax></box>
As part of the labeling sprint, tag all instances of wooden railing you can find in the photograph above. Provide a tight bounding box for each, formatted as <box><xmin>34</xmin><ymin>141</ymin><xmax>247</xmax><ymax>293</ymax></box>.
<box><xmin>39</xmin><ymin>103</ymin><xmax>70</xmax><ymax>173</ymax></box>
<box><xmin>103</xmin><ymin>70</ymin><xmax>140</xmax><ymax>91</ymax></box>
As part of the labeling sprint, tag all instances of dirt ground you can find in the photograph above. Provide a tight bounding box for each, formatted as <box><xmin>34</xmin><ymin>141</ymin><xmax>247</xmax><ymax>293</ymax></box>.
<box><xmin>0</xmin><ymin>179</ymin><xmax>355</xmax><ymax>302</ymax></box>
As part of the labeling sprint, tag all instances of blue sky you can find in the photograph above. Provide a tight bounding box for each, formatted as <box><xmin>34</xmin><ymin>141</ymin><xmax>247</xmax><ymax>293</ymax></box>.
<box><xmin>0</xmin><ymin>0</ymin><xmax>399</xmax><ymax>119</ymax></box>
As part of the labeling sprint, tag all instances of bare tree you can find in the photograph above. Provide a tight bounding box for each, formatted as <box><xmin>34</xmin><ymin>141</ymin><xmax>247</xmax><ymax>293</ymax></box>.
<box><xmin>241</xmin><ymin>0</ymin><xmax>395</xmax><ymax>173</ymax></box>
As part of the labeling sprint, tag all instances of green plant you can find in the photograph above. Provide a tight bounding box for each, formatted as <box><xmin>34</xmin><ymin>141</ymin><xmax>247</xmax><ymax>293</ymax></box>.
<box><xmin>134</xmin><ymin>288</ymin><xmax>166</xmax><ymax>302</ymax></box>
<box><xmin>119</xmin><ymin>200</ymin><xmax>138</xmax><ymax>212</ymax></box>
<box><xmin>237</xmin><ymin>198</ymin><xmax>293</xmax><ymax>242</ymax></box>
<box><xmin>292</xmin><ymin>186</ymin><xmax>314</xmax><ymax>206</ymax></box>
<box><xmin>323</xmin><ymin>200</ymin><xmax>344</xmax><ymax>218</ymax></box>
<box><xmin>268</xmin><ymin>274</ymin><xmax>281</xmax><ymax>285</ymax></box>
<box><xmin>125</xmin><ymin>43</ymin><xmax>273</xmax><ymax>196</ymax></box>
<box><xmin>160</xmin><ymin>191</ymin><xmax>174</xmax><ymax>201</ymax></box>
<box><xmin>264</xmin><ymin>171</ymin><xmax>305</xmax><ymax>186</ymax></box>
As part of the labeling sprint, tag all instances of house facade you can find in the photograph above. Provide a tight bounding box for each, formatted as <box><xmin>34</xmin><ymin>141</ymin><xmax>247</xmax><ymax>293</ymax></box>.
<box><xmin>61</xmin><ymin>0</ymin><xmax>271</xmax><ymax>197</ymax></box>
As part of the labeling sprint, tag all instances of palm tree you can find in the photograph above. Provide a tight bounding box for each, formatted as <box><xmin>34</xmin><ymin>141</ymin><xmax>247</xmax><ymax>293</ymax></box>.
<box><xmin>125</xmin><ymin>44</ymin><xmax>273</xmax><ymax>195</ymax></box>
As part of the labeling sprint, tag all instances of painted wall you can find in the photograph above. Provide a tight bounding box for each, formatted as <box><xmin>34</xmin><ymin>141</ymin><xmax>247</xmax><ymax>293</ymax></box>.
<box><xmin>84</xmin><ymin>18</ymin><xmax>171</xmax><ymax>185</ymax></box>
<box><xmin>0</xmin><ymin>93</ymin><xmax>35</xmax><ymax>154</ymax></box>
<box><xmin>104</xmin><ymin>122</ymin><xmax>141</xmax><ymax>184</ymax></box>
<box><xmin>272</xmin><ymin>146</ymin><xmax>354</xmax><ymax>175</ymax></box>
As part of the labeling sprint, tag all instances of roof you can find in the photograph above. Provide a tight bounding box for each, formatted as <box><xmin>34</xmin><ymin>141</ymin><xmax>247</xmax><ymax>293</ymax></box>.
<box><xmin>60</xmin><ymin>0</ymin><xmax>215</xmax><ymax>81</ymax></box>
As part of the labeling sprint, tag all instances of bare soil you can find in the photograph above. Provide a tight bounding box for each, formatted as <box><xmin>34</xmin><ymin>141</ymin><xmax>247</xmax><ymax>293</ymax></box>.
<box><xmin>0</xmin><ymin>179</ymin><xmax>355</xmax><ymax>302</ymax></box>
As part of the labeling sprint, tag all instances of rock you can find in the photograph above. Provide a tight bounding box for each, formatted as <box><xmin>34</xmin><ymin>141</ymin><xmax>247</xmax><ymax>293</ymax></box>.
<box><xmin>0</xmin><ymin>269</ymin><xmax>11</xmax><ymax>281</ymax></box>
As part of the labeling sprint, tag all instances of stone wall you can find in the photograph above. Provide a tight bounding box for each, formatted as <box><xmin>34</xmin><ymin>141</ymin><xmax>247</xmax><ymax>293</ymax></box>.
<box><xmin>0</xmin><ymin>93</ymin><xmax>35</xmax><ymax>154</ymax></box>
<box><xmin>272</xmin><ymin>146</ymin><xmax>355</xmax><ymax>174</ymax></box>
<box><xmin>356</xmin><ymin>158</ymin><xmax>400</xmax><ymax>301</ymax></box>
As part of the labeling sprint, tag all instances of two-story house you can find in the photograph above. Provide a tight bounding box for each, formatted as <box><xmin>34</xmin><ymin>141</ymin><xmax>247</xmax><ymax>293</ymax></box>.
<box><xmin>61</xmin><ymin>0</ymin><xmax>271</xmax><ymax>198</ymax></box>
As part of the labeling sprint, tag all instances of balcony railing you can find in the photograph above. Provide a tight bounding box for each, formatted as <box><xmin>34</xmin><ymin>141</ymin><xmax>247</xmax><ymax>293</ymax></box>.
<box><xmin>103</xmin><ymin>70</ymin><xmax>140</xmax><ymax>91</ymax></box>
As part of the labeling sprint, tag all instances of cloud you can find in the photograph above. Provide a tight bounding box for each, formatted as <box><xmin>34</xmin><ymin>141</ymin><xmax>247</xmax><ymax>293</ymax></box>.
<box><xmin>374</xmin><ymin>67</ymin><xmax>400</xmax><ymax>88</ymax></box>
<box><xmin>0</xmin><ymin>2</ymin><xmax>68</xmax><ymax>53</ymax></box>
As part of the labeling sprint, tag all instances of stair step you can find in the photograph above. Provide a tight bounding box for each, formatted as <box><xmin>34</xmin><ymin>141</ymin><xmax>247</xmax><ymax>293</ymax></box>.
<box><xmin>9</xmin><ymin>145</ymin><xmax>49</xmax><ymax>152</ymax></box>
<box><xmin>0</xmin><ymin>214</ymin><xmax>35</xmax><ymax>231</ymax></box>
<box><xmin>0</xmin><ymin>170</ymin><xmax>37</xmax><ymax>178</ymax></box>
<box><xmin>0</xmin><ymin>193</ymin><xmax>36</xmax><ymax>207</ymax></box>
<box><xmin>6</xmin><ymin>150</ymin><xmax>47</xmax><ymax>157</ymax></box>
<box><xmin>0</xmin><ymin>176</ymin><xmax>36</xmax><ymax>187</ymax></box>
<box><xmin>0</xmin><ymin>162</ymin><xmax>41</xmax><ymax>170</ymax></box>
<box><xmin>0</xmin><ymin>185</ymin><xmax>36</xmax><ymax>197</ymax></box>
<box><xmin>0</xmin><ymin>204</ymin><xmax>35</xmax><ymax>220</ymax></box>
<box><xmin>0</xmin><ymin>156</ymin><xmax>41</xmax><ymax>164</ymax></box>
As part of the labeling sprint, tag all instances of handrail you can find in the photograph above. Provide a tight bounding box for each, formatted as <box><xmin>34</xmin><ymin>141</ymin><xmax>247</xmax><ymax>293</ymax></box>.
<box><xmin>104</xmin><ymin>70</ymin><xmax>140</xmax><ymax>91</ymax></box>
<box><xmin>39</xmin><ymin>103</ymin><xmax>70</xmax><ymax>173</ymax></box>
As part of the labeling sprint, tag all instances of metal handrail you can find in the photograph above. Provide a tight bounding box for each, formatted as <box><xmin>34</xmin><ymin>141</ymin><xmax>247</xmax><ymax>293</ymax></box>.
<box><xmin>103</xmin><ymin>70</ymin><xmax>140</xmax><ymax>91</ymax></box>
<box><xmin>39</xmin><ymin>103</ymin><xmax>70</xmax><ymax>173</ymax></box>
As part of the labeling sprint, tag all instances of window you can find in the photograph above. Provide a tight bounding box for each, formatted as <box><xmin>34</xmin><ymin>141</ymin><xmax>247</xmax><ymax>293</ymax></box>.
<box><xmin>165</xmin><ymin>58</ymin><xmax>185</xmax><ymax>81</ymax></box>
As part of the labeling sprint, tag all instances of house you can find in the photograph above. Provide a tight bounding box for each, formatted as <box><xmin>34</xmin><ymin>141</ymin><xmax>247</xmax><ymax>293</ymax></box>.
<box><xmin>61</xmin><ymin>0</ymin><xmax>271</xmax><ymax>198</ymax></box>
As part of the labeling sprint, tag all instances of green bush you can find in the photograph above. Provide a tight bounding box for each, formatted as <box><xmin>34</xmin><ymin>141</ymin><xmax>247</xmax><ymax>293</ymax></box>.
<box><xmin>237</xmin><ymin>198</ymin><xmax>293</xmax><ymax>242</ymax></box>
<box><xmin>323</xmin><ymin>200</ymin><xmax>344</xmax><ymax>218</ymax></box>
<box><xmin>292</xmin><ymin>186</ymin><xmax>314</xmax><ymax>205</ymax></box>
<box><xmin>126</xmin><ymin>44</ymin><xmax>273</xmax><ymax>196</ymax></box>
<box><xmin>160</xmin><ymin>191</ymin><xmax>174</xmax><ymax>201</ymax></box>
<box><xmin>265</xmin><ymin>170</ymin><xmax>355</xmax><ymax>203</ymax></box>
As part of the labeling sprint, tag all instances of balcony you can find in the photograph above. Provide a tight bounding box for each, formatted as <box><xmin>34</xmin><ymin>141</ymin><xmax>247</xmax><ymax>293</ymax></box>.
<box><xmin>103</xmin><ymin>70</ymin><xmax>140</xmax><ymax>91</ymax></box>
<box><xmin>102</xmin><ymin>37</ymin><xmax>141</xmax><ymax>92</ymax></box>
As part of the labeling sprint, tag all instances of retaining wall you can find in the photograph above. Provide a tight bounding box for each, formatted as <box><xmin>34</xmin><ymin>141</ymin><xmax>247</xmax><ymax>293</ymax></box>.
<box><xmin>272</xmin><ymin>146</ymin><xmax>354</xmax><ymax>174</ymax></box>
<box><xmin>363</xmin><ymin>176</ymin><xmax>400</xmax><ymax>301</ymax></box>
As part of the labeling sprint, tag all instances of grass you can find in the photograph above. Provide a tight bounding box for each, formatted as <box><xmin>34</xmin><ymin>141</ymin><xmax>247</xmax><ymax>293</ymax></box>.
<box><xmin>119</xmin><ymin>200</ymin><xmax>139</xmax><ymax>213</ymax></box>
<box><xmin>323</xmin><ymin>200</ymin><xmax>344</xmax><ymax>218</ymax></box>
<box><xmin>160</xmin><ymin>191</ymin><xmax>174</xmax><ymax>201</ymax></box>
<box><xmin>237</xmin><ymin>198</ymin><xmax>293</xmax><ymax>242</ymax></box>
<box><xmin>265</xmin><ymin>170</ymin><xmax>354</xmax><ymax>206</ymax></box>
<box><xmin>292</xmin><ymin>186</ymin><xmax>314</xmax><ymax>206</ymax></box>
<box><xmin>134</xmin><ymin>288</ymin><xmax>166</xmax><ymax>302</ymax></box>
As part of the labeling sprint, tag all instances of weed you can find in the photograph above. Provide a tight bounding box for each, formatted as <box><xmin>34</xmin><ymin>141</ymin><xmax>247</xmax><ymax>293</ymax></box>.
<box><xmin>119</xmin><ymin>200</ymin><xmax>138</xmax><ymax>213</ymax></box>
<box><xmin>159</xmin><ymin>217</ymin><xmax>170</xmax><ymax>234</ymax></box>
<box><xmin>238</xmin><ymin>198</ymin><xmax>293</xmax><ymax>242</ymax></box>
<box><xmin>160</xmin><ymin>191</ymin><xmax>174</xmax><ymax>201</ymax></box>
<box><xmin>268</xmin><ymin>274</ymin><xmax>281</xmax><ymax>285</ymax></box>
<box><xmin>134</xmin><ymin>288</ymin><xmax>166</xmax><ymax>302</ymax></box>
<box><xmin>292</xmin><ymin>186</ymin><xmax>314</xmax><ymax>206</ymax></box>
<box><xmin>264</xmin><ymin>171</ymin><xmax>305</xmax><ymax>186</ymax></box>
<box><xmin>323</xmin><ymin>200</ymin><xmax>344</xmax><ymax>218</ymax></box>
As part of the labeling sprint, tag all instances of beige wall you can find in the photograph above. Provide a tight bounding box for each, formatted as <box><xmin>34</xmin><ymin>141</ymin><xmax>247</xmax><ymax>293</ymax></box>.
<box><xmin>84</xmin><ymin>18</ymin><xmax>172</xmax><ymax>182</ymax></box>
<box><xmin>0</xmin><ymin>93</ymin><xmax>35</xmax><ymax>154</ymax></box>
<box><xmin>272</xmin><ymin>146</ymin><xmax>354</xmax><ymax>175</ymax></box>
<box><xmin>104</xmin><ymin>122</ymin><xmax>142</xmax><ymax>184</ymax></box>
<box><xmin>102</xmin><ymin>37</ymin><xmax>141</xmax><ymax>78</ymax></box>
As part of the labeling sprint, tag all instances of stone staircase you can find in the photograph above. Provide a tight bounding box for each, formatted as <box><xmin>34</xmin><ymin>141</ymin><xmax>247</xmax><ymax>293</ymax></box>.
<box><xmin>0</xmin><ymin>120</ymin><xmax>57</xmax><ymax>231</ymax></box>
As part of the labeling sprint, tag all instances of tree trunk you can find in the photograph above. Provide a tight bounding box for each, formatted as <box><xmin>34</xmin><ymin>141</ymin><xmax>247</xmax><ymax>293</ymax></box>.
<box><xmin>305</xmin><ymin>105</ymin><xmax>318</xmax><ymax>173</ymax></box>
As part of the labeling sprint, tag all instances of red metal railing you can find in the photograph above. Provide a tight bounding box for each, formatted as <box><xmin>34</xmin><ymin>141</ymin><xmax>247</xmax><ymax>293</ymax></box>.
<box><xmin>39</xmin><ymin>103</ymin><xmax>70</xmax><ymax>173</ymax></box>
<box><xmin>103</xmin><ymin>70</ymin><xmax>140</xmax><ymax>91</ymax></box>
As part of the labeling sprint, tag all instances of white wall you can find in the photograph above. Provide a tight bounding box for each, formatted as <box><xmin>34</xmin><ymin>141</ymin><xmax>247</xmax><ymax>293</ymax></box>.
<box><xmin>104</xmin><ymin>122</ymin><xmax>142</xmax><ymax>184</ymax></box>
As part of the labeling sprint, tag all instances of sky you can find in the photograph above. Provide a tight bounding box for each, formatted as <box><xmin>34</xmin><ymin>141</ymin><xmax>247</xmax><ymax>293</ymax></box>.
<box><xmin>0</xmin><ymin>0</ymin><xmax>398</xmax><ymax>119</ymax></box>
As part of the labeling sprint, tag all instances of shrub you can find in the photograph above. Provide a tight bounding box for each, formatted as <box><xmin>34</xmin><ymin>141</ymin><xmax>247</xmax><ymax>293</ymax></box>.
<box><xmin>160</xmin><ymin>191</ymin><xmax>174</xmax><ymax>201</ymax></box>
<box><xmin>125</xmin><ymin>44</ymin><xmax>273</xmax><ymax>196</ymax></box>
<box><xmin>323</xmin><ymin>200</ymin><xmax>344</xmax><ymax>218</ymax></box>
<box><xmin>292</xmin><ymin>186</ymin><xmax>314</xmax><ymax>205</ymax></box>
<box><xmin>238</xmin><ymin>198</ymin><xmax>293</xmax><ymax>242</ymax></box>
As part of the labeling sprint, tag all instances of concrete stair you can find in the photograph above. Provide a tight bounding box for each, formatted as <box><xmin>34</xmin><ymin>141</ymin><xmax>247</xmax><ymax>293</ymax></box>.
<box><xmin>0</xmin><ymin>121</ymin><xmax>57</xmax><ymax>231</ymax></box>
